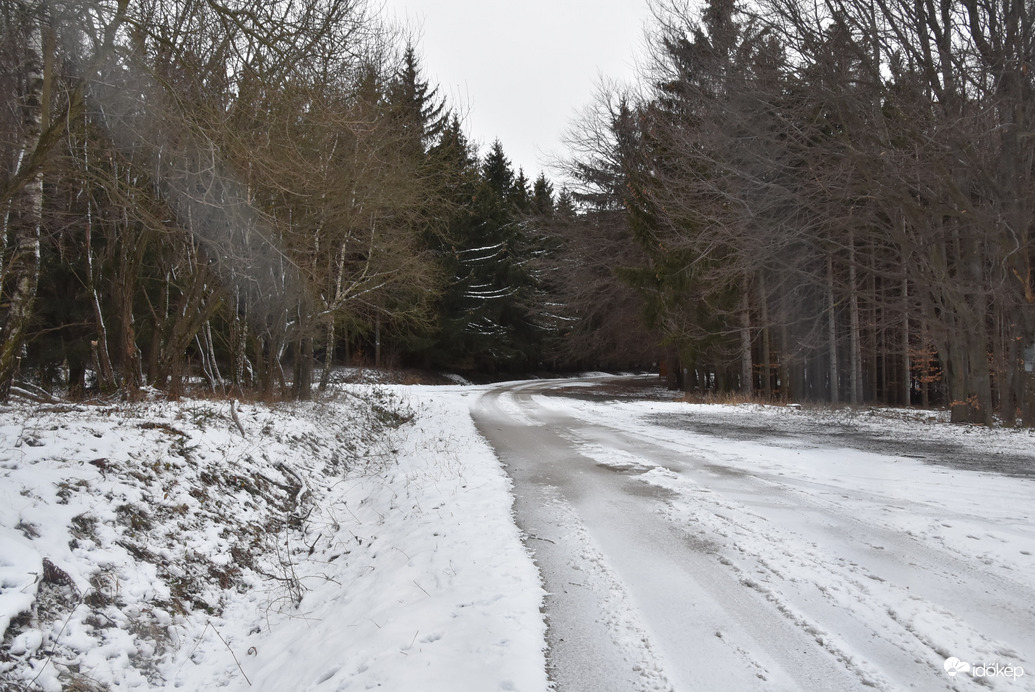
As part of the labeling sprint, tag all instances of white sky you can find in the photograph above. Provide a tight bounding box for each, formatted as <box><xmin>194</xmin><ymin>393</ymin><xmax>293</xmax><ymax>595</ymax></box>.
<box><xmin>381</xmin><ymin>0</ymin><xmax>654</xmax><ymax>181</ymax></box>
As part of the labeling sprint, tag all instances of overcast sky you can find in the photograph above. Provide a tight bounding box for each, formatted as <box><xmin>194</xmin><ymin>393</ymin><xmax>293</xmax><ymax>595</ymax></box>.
<box><xmin>381</xmin><ymin>0</ymin><xmax>654</xmax><ymax>181</ymax></box>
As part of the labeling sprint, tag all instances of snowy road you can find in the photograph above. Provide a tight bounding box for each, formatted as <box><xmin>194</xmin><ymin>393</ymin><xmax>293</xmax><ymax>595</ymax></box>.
<box><xmin>472</xmin><ymin>376</ymin><xmax>1035</xmax><ymax>692</ymax></box>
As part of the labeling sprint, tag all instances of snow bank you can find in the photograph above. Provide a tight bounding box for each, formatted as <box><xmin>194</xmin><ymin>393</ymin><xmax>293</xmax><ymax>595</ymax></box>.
<box><xmin>0</xmin><ymin>385</ymin><xmax>547</xmax><ymax>691</ymax></box>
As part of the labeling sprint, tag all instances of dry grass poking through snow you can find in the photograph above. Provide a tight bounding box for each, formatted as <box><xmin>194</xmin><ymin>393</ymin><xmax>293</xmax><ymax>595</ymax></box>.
<box><xmin>0</xmin><ymin>387</ymin><xmax>412</xmax><ymax>691</ymax></box>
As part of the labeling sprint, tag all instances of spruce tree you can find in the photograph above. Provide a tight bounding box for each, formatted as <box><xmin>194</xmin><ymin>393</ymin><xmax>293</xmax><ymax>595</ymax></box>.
<box><xmin>531</xmin><ymin>173</ymin><xmax>555</xmax><ymax>217</ymax></box>
<box><xmin>387</xmin><ymin>44</ymin><xmax>448</xmax><ymax>156</ymax></box>
<box><xmin>429</xmin><ymin>139</ymin><xmax>548</xmax><ymax>372</ymax></box>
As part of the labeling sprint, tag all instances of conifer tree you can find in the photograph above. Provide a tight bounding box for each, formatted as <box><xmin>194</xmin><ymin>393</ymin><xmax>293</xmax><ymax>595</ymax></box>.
<box><xmin>531</xmin><ymin>173</ymin><xmax>555</xmax><ymax>217</ymax></box>
<box><xmin>428</xmin><ymin>139</ymin><xmax>548</xmax><ymax>371</ymax></box>
<box><xmin>388</xmin><ymin>44</ymin><xmax>448</xmax><ymax>156</ymax></box>
<box><xmin>422</xmin><ymin>117</ymin><xmax>482</xmax><ymax>367</ymax></box>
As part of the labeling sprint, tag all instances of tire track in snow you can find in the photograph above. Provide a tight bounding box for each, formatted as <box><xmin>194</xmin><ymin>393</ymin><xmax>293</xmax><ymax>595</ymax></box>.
<box><xmin>475</xmin><ymin>379</ymin><xmax>876</xmax><ymax>691</ymax></box>
<box><xmin>544</xmin><ymin>487</ymin><xmax>676</xmax><ymax>692</ymax></box>
<box><xmin>548</xmin><ymin>391</ymin><xmax>1035</xmax><ymax>691</ymax></box>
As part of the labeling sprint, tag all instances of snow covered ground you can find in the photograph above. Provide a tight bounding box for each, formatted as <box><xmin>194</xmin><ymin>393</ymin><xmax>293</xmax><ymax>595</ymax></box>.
<box><xmin>0</xmin><ymin>384</ymin><xmax>545</xmax><ymax>691</ymax></box>
<box><xmin>477</xmin><ymin>377</ymin><xmax>1035</xmax><ymax>691</ymax></box>
<box><xmin>2</xmin><ymin>375</ymin><xmax>1033</xmax><ymax>691</ymax></box>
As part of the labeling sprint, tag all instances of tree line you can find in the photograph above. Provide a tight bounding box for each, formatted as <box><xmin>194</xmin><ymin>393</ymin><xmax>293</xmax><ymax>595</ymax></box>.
<box><xmin>0</xmin><ymin>0</ymin><xmax>573</xmax><ymax>401</ymax></box>
<box><xmin>558</xmin><ymin>0</ymin><xmax>1035</xmax><ymax>425</ymax></box>
<box><xmin>3</xmin><ymin>0</ymin><xmax>1034</xmax><ymax>426</ymax></box>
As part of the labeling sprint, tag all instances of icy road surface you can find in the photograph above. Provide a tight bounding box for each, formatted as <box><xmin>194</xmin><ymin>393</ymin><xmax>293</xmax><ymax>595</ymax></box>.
<box><xmin>472</xmin><ymin>376</ymin><xmax>1035</xmax><ymax>692</ymax></box>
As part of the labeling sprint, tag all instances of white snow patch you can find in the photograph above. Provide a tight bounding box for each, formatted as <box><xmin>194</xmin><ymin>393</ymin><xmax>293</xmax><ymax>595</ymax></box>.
<box><xmin>0</xmin><ymin>386</ymin><xmax>547</xmax><ymax>691</ymax></box>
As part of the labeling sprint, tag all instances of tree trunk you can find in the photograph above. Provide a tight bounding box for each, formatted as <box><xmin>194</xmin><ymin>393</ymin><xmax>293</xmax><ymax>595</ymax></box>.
<box><xmin>994</xmin><ymin>309</ymin><xmax>1014</xmax><ymax>424</ymax></box>
<box><xmin>779</xmin><ymin>283</ymin><xmax>792</xmax><ymax>400</ymax></box>
<box><xmin>848</xmin><ymin>231</ymin><xmax>862</xmax><ymax>405</ymax></box>
<box><xmin>115</xmin><ymin>193</ymin><xmax>144</xmax><ymax>391</ymax></box>
<box><xmin>294</xmin><ymin>335</ymin><xmax>313</xmax><ymax>401</ymax></box>
<box><xmin>374</xmin><ymin>313</ymin><xmax>382</xmax><ymax>368</ymax></box>
<box><xmin>966</xmin><ymin>329</ymin><xmax>994</xmax><ymax>425</ymax></box>
<box><xmin>920</xmin><ymin>318</ymin><xmax>931</xmax><ymax>408</ymax></box>
<box><xmin>665</xmin><ymin>346</ymin><xmax>681</xmax><ymax>390</ymax></box>
<box><xmin>758</xmin><ymin>274</ymin><xmax>772</xmax><ymax>399</ymax></box>
<box><xmin>739</xmin><ymin>275</ymin><xmax>753</xmax><ymax>396</ymax></box>
<box><xmin>204</xmin><ymin>320</ymin><xmax>223</xmax><ymax>392</ymax></box>
<box><xmin>83</xmin><ymin>142</ymin><xmax>116</xmax><ymax>392</ymax></box>
<box><xmin>827</xmin><ymin>253</ymin><xmax>839</xmax><ymax>403</ymax></box>
<box><xmin>319</xmin><ymin>321</ymin><xmax>335</xmax><ymax>391</ymax></box>
<box><xmin>196</xmin><ymin>333</ymin><xmax>218</xmax><ymax>393</ymax></box>
<box><xmin>195</xmin><ymin>321</ymin><xmax>223</xmax><ymax>395</ymax></box>
<box><xmin>0</xmin><ymin>3</ymin><xmax>46</xmax><ymax>400</ymax></box>
<box><xmin>947</xmin><ymin>334</ymin><xmax>971</xmax><ymax>423</ymax></box>
<box><xmin>230</xmin><ymin>286</ymin><xmax>249</xmax><ymax>394</ymax></box>
<box><xmin>901</xmin><ymin>275</ymin><xmax>911</xmax><ymax>406</ymax></box>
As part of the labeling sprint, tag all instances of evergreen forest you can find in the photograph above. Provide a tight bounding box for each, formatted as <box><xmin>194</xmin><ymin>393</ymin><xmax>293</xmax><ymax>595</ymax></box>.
<box><xmin>2</xmin><ymin>0</ymin><xmax>1035</xmax><ymax>426</ymax></box>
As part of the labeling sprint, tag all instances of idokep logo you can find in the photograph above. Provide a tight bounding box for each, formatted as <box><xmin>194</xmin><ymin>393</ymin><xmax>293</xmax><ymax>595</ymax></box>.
<box><xmin>944</xmin><ymin>656</ymin><xmax>1026</xmax><ymax>681</ymax></box>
